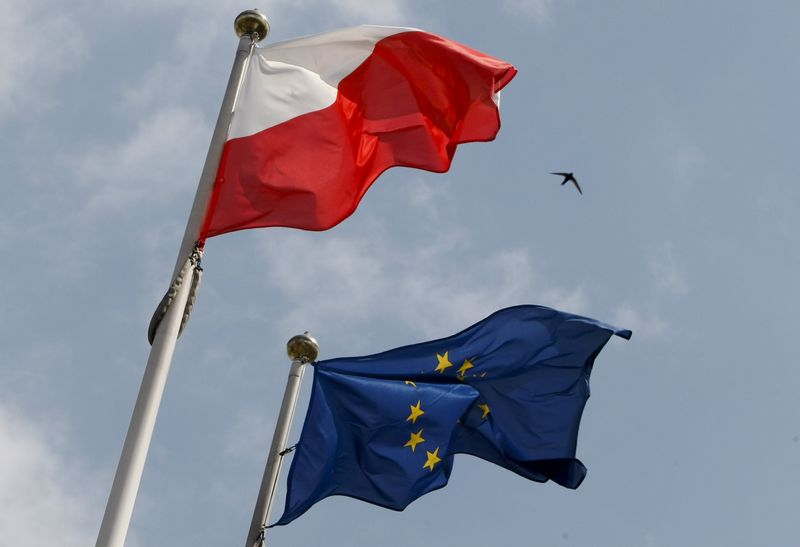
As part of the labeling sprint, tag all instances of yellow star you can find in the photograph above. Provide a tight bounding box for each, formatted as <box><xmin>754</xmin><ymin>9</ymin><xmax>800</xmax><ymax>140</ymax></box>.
<box><xmin>478</xmin><ymin>403</ymin><xmax>491</xmax><ymax>419</ymax></box>
<box><xmin>435</xmin><ymin>352</ymin><xmax>454</xmax><ymax>373</ymax></box>
<box><xmin>404</xmin><ymin>380</ymin><xmax>417</xmax><ymax>388</ymax></box>
<box><xmin>406</xmin><ymin>400</ymin><xmax>424</xmax><ymax>424</ymax></box>
<box><xmin>457</xmin><ymin>358</ymin><xmax>475</xmax><ymax>378</ymax></box>
<box><xmin>404</xmin><ymin>429</ymin><xmax>425</xmax><ymax>452</ymax></box>
<box><xmin>423</xmin><ymin>447</ymin><xmax>442</xmax><ymax>471</ymax></box>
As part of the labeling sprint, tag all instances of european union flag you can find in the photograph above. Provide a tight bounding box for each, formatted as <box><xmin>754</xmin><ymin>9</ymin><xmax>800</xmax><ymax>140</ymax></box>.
<box><xmin>274</xmin><ymin>305</ymin><xmax>631</xmax><ymax>525</ymax></box>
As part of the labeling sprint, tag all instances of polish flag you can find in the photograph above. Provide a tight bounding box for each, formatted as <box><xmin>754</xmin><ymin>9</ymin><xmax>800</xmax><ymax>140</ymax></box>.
<box><xmin>200</xmin><ymin>26</ymin><xmax>516</xmax><ymax>240</ymax></box>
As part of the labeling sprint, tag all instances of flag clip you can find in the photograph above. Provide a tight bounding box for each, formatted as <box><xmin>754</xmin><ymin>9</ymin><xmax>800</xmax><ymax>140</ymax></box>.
<box><xmin>190</xmin><ymin>242</ymin><xmax>204</xmax><ymax>271</ymax></box>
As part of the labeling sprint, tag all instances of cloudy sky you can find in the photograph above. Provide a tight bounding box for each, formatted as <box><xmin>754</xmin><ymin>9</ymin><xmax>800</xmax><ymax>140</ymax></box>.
<box><xmin>2</xmin><ymin>0</ymin><xmax>799</xmax><ymax>545</ymax></box>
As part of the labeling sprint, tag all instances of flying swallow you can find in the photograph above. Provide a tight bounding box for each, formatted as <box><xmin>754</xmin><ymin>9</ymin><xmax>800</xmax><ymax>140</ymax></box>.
<box><xmin>550</xmin><ymin>172</ymin><xmax>582</xmax><ymax>195</ymax></box>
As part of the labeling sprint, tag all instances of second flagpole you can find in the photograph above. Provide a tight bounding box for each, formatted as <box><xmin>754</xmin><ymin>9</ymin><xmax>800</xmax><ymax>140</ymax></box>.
<box><xmin>245</xmin><ymin>333</ymin><xmax>320</xmax><ymax>547</ymax></box>
<box><xmin>95</xmin><ymin>11</ymin><xmax>270</xmax><ymax>547</ymax></box>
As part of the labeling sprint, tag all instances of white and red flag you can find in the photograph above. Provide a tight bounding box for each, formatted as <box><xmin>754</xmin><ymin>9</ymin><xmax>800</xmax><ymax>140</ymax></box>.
<box><xmin>200</xmin><ymin>26</ymin><xmax>517</xmax><ymax>240</ymax></box>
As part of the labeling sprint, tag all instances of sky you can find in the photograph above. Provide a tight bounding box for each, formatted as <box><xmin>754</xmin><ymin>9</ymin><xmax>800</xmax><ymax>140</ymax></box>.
<box><xmin>1</xmin><ymin>0</ymin><xmax>799</xmax><ymax>545</ymax></box>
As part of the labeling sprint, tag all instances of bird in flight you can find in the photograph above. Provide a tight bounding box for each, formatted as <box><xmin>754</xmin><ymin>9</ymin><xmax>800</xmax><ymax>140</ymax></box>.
<box><xmin>550</xmin><ymin>172</ymin><xmax>582</xmax><ymax>195</ymax></box>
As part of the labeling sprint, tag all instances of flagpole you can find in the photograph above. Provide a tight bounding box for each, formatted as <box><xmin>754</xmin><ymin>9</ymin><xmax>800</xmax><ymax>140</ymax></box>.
<box><xmin>95</xmin><ymin>11</ymin><xmax>270</xmax><ymax>547</ymax></box>
<box><xmin>245</xmin><ymin>333</ymin><xmax>320</xmax><ymax>547</ymax></box>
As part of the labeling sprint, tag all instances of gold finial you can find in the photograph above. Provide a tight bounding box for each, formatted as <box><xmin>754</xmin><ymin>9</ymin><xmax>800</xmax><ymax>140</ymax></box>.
<box><xmin>287</xmin><ymin>332</ymin><xmax>320</xmax><ymax>363</ymax></box>
<box><xmin>234</xmin><ymin>9</ymin><xmax>270</xmax><ymax>42</ymax></box>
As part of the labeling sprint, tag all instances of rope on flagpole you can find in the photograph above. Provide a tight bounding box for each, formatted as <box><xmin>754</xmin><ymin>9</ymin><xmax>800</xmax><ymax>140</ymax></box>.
<box><xmin>147</xmin><ymin>245</ymin><xmax>203</xmax><ymax>345</ymax></box>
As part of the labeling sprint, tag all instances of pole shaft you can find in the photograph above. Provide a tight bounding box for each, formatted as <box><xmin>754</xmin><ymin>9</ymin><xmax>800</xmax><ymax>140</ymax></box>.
<box><xmin>95</xmin><ymin>35</ymin><xmax>254</xmax><ymax>547</ymax></box>
<box><xmin>95</xmin><ymin>268</ymin><xmax>192</xmax><ymax>547</ymax></box>
<box><xmin>245</xmin><ymin>359</ymin><xmax>308</xmax><ymax>547</ymax></box>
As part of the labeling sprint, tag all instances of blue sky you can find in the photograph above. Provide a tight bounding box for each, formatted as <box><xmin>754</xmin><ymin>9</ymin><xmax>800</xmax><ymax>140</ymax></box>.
<box><xmin>2</xmin><ymin>1</ymin><xmax>799</xmax><ymax>545</ymax></box>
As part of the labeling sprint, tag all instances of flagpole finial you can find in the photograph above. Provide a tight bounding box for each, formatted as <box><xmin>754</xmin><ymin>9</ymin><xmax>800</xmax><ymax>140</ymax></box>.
<box><xmin>287</xmin><ymin>333</ymin><xmax>319</xmax><ymax>363</ymax></box>
<box><xmin>234</xmin><ymin>9</ymin><xmax>270</xmax><ymax>42</ymax></box>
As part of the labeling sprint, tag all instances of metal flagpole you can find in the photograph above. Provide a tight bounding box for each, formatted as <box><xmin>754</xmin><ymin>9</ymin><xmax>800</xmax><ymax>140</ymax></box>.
<box><xmin>245</xmin><ymin>333</ymin><xmax>320</xmax><ymax>547</ymax></box>
<box><xmin>95</xmin><ymin>11</ymin><xmax>270</xmax><ymax>547</ymax></box>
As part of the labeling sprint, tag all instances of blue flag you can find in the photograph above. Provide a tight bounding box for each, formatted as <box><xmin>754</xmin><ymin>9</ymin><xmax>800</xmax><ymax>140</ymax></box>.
<box><xmin>274</xmin><ymin>305</ymin><xmax>631</xmax><ymax>525</ymax></box>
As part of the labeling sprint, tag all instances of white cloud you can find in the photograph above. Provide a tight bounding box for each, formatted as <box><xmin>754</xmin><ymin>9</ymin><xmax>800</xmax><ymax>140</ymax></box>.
<box><xmin>0</xmin><ymin>342</ymin><xmax>76</xmax><ymax>400</ymax></box>
<box><xmin>263</xmin><ymin>0</ymin><xmax>410</xmax><ymax>23</ymax></box>
<box><xmin>671</xmin><ymin>142</ymin><xmax>705</xmax><ymax>190</ymax></box>
<box><xmin>0</xmin><ymin>0</ymin><xmax>86</xmax><ymax>119</ymax></box>
<box><xmin>122</xmin><ymin>58</ymin><xmax>203</xmax><ymax>114</ymax></box>
<box><xmin>117</xmin><ymin>5</ymin><xmax>236</xmax><ymax>113</ymax></box>
<box><xmin>308</xmin><ymin>0</ymin><xmax>407</xmax><ymax>21</ymax></box>
<box><xmin>643</xmin><ymin>533</ymin><xmax>661</xmax><ymax>547</ymax></box>
<box><xmin>0</xmin><ymin>403</ymin><xmax>99</xmax><ymax>547</ymax></box>
<box><xmin>609</xmin><ymin>242</ymin><xmax>688</xmax><ymax>340</ymax></box>
<box><xmin>655</xmin><ymin>117</ymin><xmax>706</xmax><ymax>196</ymax></box>
<box><xmin>223</xmin><ymin>408</ymin><xmax>273</xmax><ymax>462</ymax></box>
<box><xmin>107</xmin><ymin>0</ymin><xmax>409</xmax><ymax>28</ymax></box>
<box><xmin>754</xmin><ymin>192</ymin><xmax>797</xmax><ymax>239</ymax></box>
<box><xmin>405</xmin><ymin>176</ymin><xmax>452</xmax><ymax>219</ymax></box>
<box><xmin>611</xmin><ymin>303</ymin><xmax>667</xmax><ymax>340</ymax></box>
<box><xmin>0</xmin><ymin>217</ymin><xmax>13</xmax><ymax>253</ymax></box>
<box><xmin>74</xmin><ymin>106</ymin><xmax>209</xmax><ymax>212</ymax></box>
<box><xmin>502</xmin><ymin>0</ymin><xmax>554</xmax><ymax>24</ymax></box>
<box><xmin>256</xmin><ymin>214</ymin><xmax>585</xmax><ymax>349</ymax></box>
<box><xmin>647</xmin><ymin>241</ymin><xmax>688</xmax><ymax>296</ymax></box>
